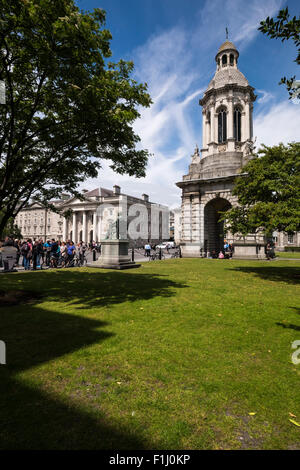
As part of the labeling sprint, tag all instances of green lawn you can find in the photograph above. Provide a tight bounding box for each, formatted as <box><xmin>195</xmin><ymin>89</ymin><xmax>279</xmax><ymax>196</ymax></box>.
<box><xmin>276</xmin><ymin>252</ymin><xmax>300</xmax><ymax>259</ymax></box>
<box><xmin>0</xmin><ymin>259</ymin><xmax>299</xmax><ymax>450</ymax></box>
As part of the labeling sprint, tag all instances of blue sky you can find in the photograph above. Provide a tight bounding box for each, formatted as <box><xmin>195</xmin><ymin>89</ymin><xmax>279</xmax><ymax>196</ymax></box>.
<box><xmin>76</xmin><ymin>0</ymin><xmax>300</xmax><ymax>207</ymax></box>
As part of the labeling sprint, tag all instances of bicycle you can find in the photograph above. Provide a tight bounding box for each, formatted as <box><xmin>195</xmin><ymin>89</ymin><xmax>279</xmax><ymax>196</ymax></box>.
<box><xmin>149</xmin><ymin>250</ymin><xmax>165</xmax><ymax>261</ymax></box>
<box><xmin>74</xmin><ymin>253</ymin><xmax>88</xmax><ymax>267</ymax></box>
<box><xmin>49</xmin><ymin>254</ymin><xmax>59</xmax><ymax>268</ymax></box>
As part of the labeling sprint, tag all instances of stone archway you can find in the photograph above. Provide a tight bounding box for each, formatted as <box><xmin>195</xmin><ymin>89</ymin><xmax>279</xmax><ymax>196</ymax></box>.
<box><xmin>204</xmin><ymin>197</ymin><xmax>232</xmax><ymax>254</ymax></box>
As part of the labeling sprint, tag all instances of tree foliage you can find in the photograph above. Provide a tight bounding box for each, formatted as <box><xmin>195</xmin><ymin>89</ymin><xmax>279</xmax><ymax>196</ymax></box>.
<box><xmin>0</xmin><ymin>211</ymin><xmax>22</xmax><ymax>239</ymax></box>
<box><xmin>223</xmin><ymin>143</ymin><xmax>300</xmax><ymax>236</ymax></box>
<box><xmin>0</xmin><ymin>0</ymin><xmax>152</xmax><ymax>236</ymax></box>
<box><xmin>258</xmin><ymin>7</ymin><xmax>300</xmax><ymax>99</ymax></box>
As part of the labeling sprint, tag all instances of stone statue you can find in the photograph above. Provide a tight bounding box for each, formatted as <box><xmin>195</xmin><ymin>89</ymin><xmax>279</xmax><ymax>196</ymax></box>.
<box><xmin>191</xmin><ymin>144</ymin><xmax>200</xmax><ymax>163</ymax></box>
<box><xmin>105</xmin><ymin>218</ymin><xmax>119</xmax><ymax>240</ymax></box>
<box><xmin>245</xmin><ymin>137</ymin><xmax>257</xmax><ymax>155</ymax></box>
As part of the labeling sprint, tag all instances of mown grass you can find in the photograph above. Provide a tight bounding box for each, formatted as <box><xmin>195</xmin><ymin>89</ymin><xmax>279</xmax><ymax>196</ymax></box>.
<box><xmin>0</xmin><ymin>258</ymin><xmax>299</xmax><ymax>449</ymax></box>
<box><xmin>276</xmin><ymin>252</ymin><xmax>300</xmax><ymax>259</ymax></box>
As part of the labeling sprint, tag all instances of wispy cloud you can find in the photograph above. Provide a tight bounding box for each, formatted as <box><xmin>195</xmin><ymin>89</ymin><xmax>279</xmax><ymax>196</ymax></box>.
<box><xmin>87</xmin><ymin>0</ymin><xmax>289</xmax><ymax>208</ymax></box>
<box><xmin>256</xmin><ymin>89</ymin><xmax>274</xmax><ymax>104</ymax></box>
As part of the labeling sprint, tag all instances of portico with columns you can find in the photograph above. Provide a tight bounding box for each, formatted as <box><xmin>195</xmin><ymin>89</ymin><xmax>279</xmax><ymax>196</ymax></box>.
<box><xmin>59</xmin><ymin>185</ymin><xmax>169</xmax><ymax>246</ymax></box>
<box><xmin>62</xmin><ymin>207</ymin><xmax>100</xmax><ymax>244</ymax></box>
<box><xmin>176</xmin><ymin>39</ymin><xmax>266</xmax><ymax>258</ymax></box>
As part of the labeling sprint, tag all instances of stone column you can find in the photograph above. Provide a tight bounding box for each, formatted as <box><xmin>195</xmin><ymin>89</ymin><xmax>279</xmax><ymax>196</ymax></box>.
<box><xmin>242</xmin><ymin>98</ymin><xmax>251</xmax><ymax>141</ymax></box>
<box><xmin>228</xmin><ymin>98</ymin><xmax>234</xmax><ymax>139</ymax></box>
<box><xmin>63</xmin><ymin>217</ymin><xmax>68</xmax><ymax>241</ymax></box>
<box><xmin>72</xmin><ymin>212</ymin><xmax>77</xmax><ymax>243</ymax></box>
<box><xmin>92</xmin><ymin>211</ymin><xmax>97</xmax><ymax>242</ymax></box>
<box><xmin>82</xmin><ymin>211</ymin><xmax>87</xmax><ymax>242</ymax></box>
<box><xmin>244</xmin><ymin>100</ymin><xmax>250</xmax><ymax>141</ymax></box>
<box><xmin>210</xmin><ymin>104</ymin><xmax>215</xmax><ymax>143</ymax></box>
<box><xmin>181</xmin><ymin>196</ymin><xmax>192</xmax><ymax>242</ymax></box>
<box><xmin>214</xmin><ymin>111</ymin><xmax>218</xmax><ymax>145</ymax></box>
<box><xmin>191</xmin><ymin>195</ymin><xmax>200</xmax><ymax>243</ymax></box>
<box><xmin>250</xmin><ymin>103</ymin><xmax>253</xmax><ymax>139</ymax></box>
<box><xmin>202</xmin><ymin>110</ymin><xmax>206</xmax><ymax>148</ymax></box>
<box><xmin>199</xmin><ymin>202</ymin><xmax>205</xmax><ymax>249</ymax></box>
<box><xmin>98</xmin><ymin>213</ymin><xmax>102</xmax><ymax>241</ymax></box>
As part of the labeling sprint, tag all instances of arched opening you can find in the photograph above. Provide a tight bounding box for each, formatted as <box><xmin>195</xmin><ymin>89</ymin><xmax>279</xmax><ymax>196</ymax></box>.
<box><xmin>204</xmin><ymin>198</ymin><xmax>232</xmax><ymax>255</ymax></box>
<box><xmin>79</xmin><ymin>230</ymin><xmax>82</xmax><ymax>242</ymax></box>
<box><xmin>218</xmin><ymin>107</ymin><xmax>227</xmax><ymax>143</ymax></box>
<box><xmin>222</xmin><ymin>54</ymin><xmax>227</xmax><ymax>66</ymax></box>
<box><xmin>233</xmin><ymin>108</ymin><xmax>242</xmax><ymax>141</ymax></box>
<box><xmin>229</xmin><ymin>54</ymin><xmax>234</xmax><ymax>65</ymax></box>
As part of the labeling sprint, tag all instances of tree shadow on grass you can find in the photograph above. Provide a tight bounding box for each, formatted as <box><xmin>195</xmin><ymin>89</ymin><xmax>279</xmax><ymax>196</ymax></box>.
<box><xmin>275</xmin><ymin>307</ymin><xmax>300</xmax><ymax>332</ymax></box>
<box><xmin>0</xmin><ymin>270</ymin><xmax>187</xmax><ymax>449</ymax></box>
<box><xmin>1</xmin><ymin>269</ymin><xmax>186</xmax><ymax>309</ymax></box>
<box><xmin>227</xmin><ymin>265</ymin><xmax>300</xmax><ymax>285</ymax></box>
<box><xmin>276</xmin><ymin>322</ymin><xmax>300</xmax><ymax>332</ymax></box>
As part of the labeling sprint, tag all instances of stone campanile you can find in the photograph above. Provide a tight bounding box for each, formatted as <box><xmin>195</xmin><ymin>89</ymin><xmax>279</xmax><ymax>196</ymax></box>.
<box><xmin>176</xmin><ymin>40</ymin><xmax>264</xmax><ymax>258</ymax></box>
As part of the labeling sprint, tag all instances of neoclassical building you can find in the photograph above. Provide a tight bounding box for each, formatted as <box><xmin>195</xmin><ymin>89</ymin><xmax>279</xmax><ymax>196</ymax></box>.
<box><xmin>15</xmin><ymin>186</ymin><xmax>169</xmax><ymax>246</ymax></box>
<box><xmin>176</xmin><ymin>40</ymin><xmax>264</xmax><ymax>258</ymax></box>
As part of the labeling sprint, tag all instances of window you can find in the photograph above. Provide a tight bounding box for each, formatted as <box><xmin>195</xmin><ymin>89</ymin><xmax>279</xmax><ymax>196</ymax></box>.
<box><xmin>233</xmin><ymin>108</ymin><xmax>241</xmax><ymax>141</ymax></box>
<box><xmin>222</xmin><ymin>54</ymin><xmax>227</xmax><ymax>66</ymax></box>
<box><xmin>288</xmin><ymin>233</ymin><xmax>294</xmax><ymax>244</ymax></box>
<box><xmin>230</xmin><ymin>54</ymin><xmax>234</xmax><ymax>65</ymax></box>
<box><xmin>218</xmin><ymin>108</ymin><xmax>227</xmax><ymax>143</ymax></box>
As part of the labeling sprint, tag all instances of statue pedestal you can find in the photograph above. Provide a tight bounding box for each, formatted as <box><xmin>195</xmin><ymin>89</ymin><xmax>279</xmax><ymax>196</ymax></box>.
<box><xmin>88</xmin><ymin>239</ymin><xmax>140</xmax><ymax>270</ymax></box>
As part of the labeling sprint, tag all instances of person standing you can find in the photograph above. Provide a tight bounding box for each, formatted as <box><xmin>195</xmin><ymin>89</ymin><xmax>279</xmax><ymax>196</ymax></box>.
<box><xmin>66</xmin><ymin>240</ymin><xmax>76</xmax><ymax>266</ymax></box>
<box><xmin>44</xmin><ymin>240</ymin><xmax>51</xmax><ymax>266</ymax></box>
<box><xmin>144</xmin><ymin>242</ymin><xmax>151</xmax><ymax>257</ymax></box>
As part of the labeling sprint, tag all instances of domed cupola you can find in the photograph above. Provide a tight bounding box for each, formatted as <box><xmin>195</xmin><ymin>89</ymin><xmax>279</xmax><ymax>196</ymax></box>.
<box><xmin>198</xmin><ymin>38</ymin><xmax>256</xmax><ymax>173</ymax></box>
<box><xmin>215</xmin><ymin>40</ymin><xmax>239</xmax><ymax>70</ymax></box>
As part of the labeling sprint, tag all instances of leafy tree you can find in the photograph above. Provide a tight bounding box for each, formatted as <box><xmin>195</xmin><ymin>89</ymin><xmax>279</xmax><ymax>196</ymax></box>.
<box><xmin>0</xmin><ymin>0</ymin><xmax>152</xmax><ymax>236</ymax></box>
<box><xmin>0</xmin><ymin>211</ymin><xmax>22</xmax><ymax>239</ymax></box>
<box><xmin>258</xmin><ymin>7</ymin><xmax>300</xmax><ymax>99</ymax></box>
<box><xmin>223</xmin><ymin>143</ymin><xmax>300</xmax><ymax>236</ymax></box>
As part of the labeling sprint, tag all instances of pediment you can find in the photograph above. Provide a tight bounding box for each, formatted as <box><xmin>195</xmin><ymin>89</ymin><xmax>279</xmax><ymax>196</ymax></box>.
<box><xmin>59</xmin><ymin>196</ymin><xmax>95</xmax><ymax>207</ymax></box>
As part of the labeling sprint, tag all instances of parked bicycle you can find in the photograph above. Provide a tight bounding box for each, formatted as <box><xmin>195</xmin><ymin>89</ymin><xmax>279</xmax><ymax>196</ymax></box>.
<box><xmin>149</xmin><ymin>250</ymin><xmax>165</xmax><ymax>261</ymax></box>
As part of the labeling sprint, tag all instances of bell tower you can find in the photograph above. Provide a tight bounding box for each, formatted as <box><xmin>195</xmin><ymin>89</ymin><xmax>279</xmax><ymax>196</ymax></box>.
<box><xmin>176</xmin><ymin>40</ymin><xmax>264</xmax><ymax>259</ymax></box>
<box><xmin>199</xmin><ymin>40</ymin><xmax>256</xmax><ymax>171</ymax></box>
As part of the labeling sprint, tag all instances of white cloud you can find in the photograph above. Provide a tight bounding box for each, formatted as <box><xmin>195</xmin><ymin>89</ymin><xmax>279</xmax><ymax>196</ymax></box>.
<box><xmin>85</xmin><ymin>0</ymin><xmax>289</xmax><ymax>208</ymax></box>
<box><xmin>256</xmin><ymin>89</ymin><xmax>274</xmax><ymax>104</ymax></box>
<box><xmin>255</xmin><ymin>101</ymin><xmax>300</xmax><ymax>148</ymax></box>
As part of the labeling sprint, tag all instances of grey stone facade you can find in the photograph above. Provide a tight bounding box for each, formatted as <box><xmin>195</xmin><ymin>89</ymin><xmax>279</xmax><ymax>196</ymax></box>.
<box><xmin>176</xmin><ymin>40</ymin><xmax>266</xmax><ymax>258</ymax></box>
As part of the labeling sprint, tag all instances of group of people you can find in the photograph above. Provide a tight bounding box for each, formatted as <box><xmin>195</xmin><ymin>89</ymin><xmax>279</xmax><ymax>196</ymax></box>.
<box><xmin>0</xmin><ymin>237</ymin><xmax>101</xmax><ymax>271</ymax></box>
<box><xmin>209</xmin><ymin>240</ymin><xmax>234</xmax><ymax>259</ymax></box>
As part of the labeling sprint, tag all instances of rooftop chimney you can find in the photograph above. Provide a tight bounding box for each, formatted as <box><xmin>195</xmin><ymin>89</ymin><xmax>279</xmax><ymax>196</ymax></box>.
<box><xmin>142</xmin><ymin>194</ymin><xmax>149</xmax><ymax>202</ymax></box>
<box><xmin>113</xmin><ymin>185</ymin><xmax>121</xmax><ymax>195</ymax></box>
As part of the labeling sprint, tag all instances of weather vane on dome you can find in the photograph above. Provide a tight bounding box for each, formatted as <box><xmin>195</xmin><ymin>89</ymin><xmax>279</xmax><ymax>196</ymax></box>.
<box><xmin>226</xmin><ymin>27</ymin><xmax>228</xmax><ymax>40</ymax></box>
